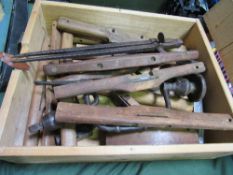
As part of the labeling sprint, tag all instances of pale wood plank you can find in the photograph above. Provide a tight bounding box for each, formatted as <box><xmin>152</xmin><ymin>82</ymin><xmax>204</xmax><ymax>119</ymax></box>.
<box><xmin>0</xmin><ymin>1</ymin><xmax>46</xmax><ymax>146</ymax></box>
<box><xmin>0</xmin><ymin>144</ymin><xmax>233</xmax><ymax>163</ymax></box>
<box><xmin>41</xmin><ymin>1</ymin><xmax>196</xmax><ymax>40</ymax></box>
<box><xmin>184</xmin><ymin>21</ymin><xmax>233</xmax><ymax>114</ymax></box>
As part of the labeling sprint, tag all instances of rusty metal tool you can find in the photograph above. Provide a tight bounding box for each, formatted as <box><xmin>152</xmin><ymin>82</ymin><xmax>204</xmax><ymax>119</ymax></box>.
<box><xmin>28</xmin><ymin>111</ymin><xmax>61</xmax><ymax>134</ymax></box>
<box><xmin>54</xmin><ymin>62</ymin><xmax>206</xmax><ymax>99</ymax></box>
<box><xmin>43</xmin><ymin>50</ymin><xmax>199</xmax><ymax>76</ymax></box>
<box><xmin>161</xmin><ymin>74</ymin><xmax>207</xmax><ymax>109</ymax></box>
<box><xmin>10</xmin><ymin>36</ymin><xmax>183</xmax><ymax>64</ymax></box>
<box><xmin>56</xmin><ymin>102</ymin><xmax>233</xmax><ymax>131</ymax></box>
<box><xmin>41</xmin><ymin>87</ymin><xmax>57</xmax><ymax>146</ymax></box>
<box><xmin>0</xmin><ymin>52</ymin><xmax>29</xmax><ymax>70</ymax></box>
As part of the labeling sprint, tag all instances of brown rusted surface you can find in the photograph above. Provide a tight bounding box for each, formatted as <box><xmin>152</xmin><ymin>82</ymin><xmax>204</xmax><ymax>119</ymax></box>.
<box><xmin>44</xmin><ymin>51</ymin><xmax>199</xmax><ymax>76</ymax></box>
<box><xmin>41</xmin><ymin>88</ymin><xmax>56</xmax><ymax>146</ymax></box>
<box><xmin>0</xmin><ymin>52</ymin><xmax>29</xmax><ymax>70</ymax></box>
<box><xmin>56</xmin><ymin>102</ymin><xmax>233</xmax><ymax>130</ymax></box>
<box><xmin>54</xmin><ymin>62</ymin><xmax>205</xmax><ymax>99</ymax></box>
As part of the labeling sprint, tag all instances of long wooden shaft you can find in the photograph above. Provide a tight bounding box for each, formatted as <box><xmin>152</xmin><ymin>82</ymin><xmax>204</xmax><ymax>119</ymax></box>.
<box><xmin>60</xmin><ymin>32</ymin><xmax>77</xmax><ymax>146</ymax></box>
<box><xmin>57</xmin><ymin>17</ymin><xmax>108</xmax><ymax>42</ymax></box>
<box><xmin>56</xmin><ymin>102</ymin><xmax>233</xmax><ymax>131</ymax></box>
<box><xmin>44</xmin><ymin>51</ymin><xmax>199</xmax><ymax>76</ymax></box>
<box><xmin>54</xmin><ymin>62</ymin><xmax>205</xmax><ymax>99</ymax></box>
<box><xmin>57</xmin><ymin>17</ymin><xmax>138</xmax><ymax>42</ymax></box>
<box><xmin>41</xmin><ymin>21</ymin><xmax>61</xmax><ymax>146</ymax></box>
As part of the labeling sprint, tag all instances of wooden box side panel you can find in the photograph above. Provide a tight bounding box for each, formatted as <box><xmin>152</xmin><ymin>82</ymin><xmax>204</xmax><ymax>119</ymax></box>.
<box><xmin>0</xmin><ymin>144</ymin><xmax>233</xmax><ymax>163</ymax></box>
<box><xmin>0</xmin><ymin>1</ymin><xmax>47</xmax><ymax>146</ymax></box>
<box><xmin>184</xmin><ymin>21</ymin><xmax>233</xmax><ymax>113</ymax></box>
<box><xmin>184</xmin><ymin>21</ymin><xmax>233</xmax><ymax>143</ymax></box>
<box><xmin>41</xmin><ymin>1</ymin><xmax>196</xmax><ymax>40</ymax></box>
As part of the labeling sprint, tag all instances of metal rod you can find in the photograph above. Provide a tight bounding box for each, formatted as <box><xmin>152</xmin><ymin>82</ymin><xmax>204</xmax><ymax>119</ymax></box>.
<box><xmin>14</xmin><ymin>39</ymin><xmax>157</xmax><ymax>58</ymax></box>
<box><xmin>12</xmin><ymin>39</ymin><xmax>183</xmax><ymax>63</ymax></box>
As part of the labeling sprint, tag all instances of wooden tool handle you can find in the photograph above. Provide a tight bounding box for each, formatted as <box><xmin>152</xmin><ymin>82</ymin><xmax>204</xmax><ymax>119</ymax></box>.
<box><xmin>54</xmin><ymin>62</ymin><xmax>205</xmax><ymax>99</ymax></box>
<box><xmin>57</xmin><ymin>17</ymin><xmax>108</xmax><ymax>42</ymax></box>
<box><xmin>44</xmin><ymin>51</ymin><xmax>199</xmax><ymax>76</ymax></box>
<box><xmin>56</xmin><ymin>102</ymin><xmax>233</xmax><ymax>130</ymax></box>
<box><xmin>154</xmin><ymin>62</ymin><xmax>205</xmax><ymax>81</ymax></box>
<box><xmin>59</xmin><ymin>32</ymin><xmax>77</xmax><ymax>146</ymax></box>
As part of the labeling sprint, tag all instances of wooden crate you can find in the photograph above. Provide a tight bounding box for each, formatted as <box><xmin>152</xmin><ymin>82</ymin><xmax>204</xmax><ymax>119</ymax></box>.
<box><xmin>0</xmin><ymin>0</ymin><xmax>233</xmax><ymax>163</ymax></box>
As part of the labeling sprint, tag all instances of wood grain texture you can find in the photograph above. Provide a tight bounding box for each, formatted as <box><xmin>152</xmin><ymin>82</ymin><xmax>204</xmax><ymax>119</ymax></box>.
<box><xmin>0</xmin><ymin>144</ymin><xmax>233</xmax><ymax>163</ymax></box>
<box><xmin>184</xmin><ymin>21</ymin><xmax>233</xmax><ymax>113</ymax></box>
<box><xmin>40</xmin><ymin>21</ymin><xmax>61</xmax><ymax>146</ymax></box>
<box><xmin>54</xmin><ymin>62</ymin><xmax>205</xmax><ymax>99</ymax></box>
<box><xmin>0</xmin><ymin>0</ymin><xmax>233</xmax><ymax>162</ymax></box>
<box><xmin>50</xmin><ymin>21</ymin><xmax>61</xmax><ymax>50</ymax></box>
<box><xmin>41</xmin><ymin>1</ymin><xmax>196</xmax><ymax>40</ymax></box>
<box><xmin>23</xmin><ymin>63</ymin><xmax>45</xmax><ymax>146</ymax></box>
<box><xmin>44</xmin><ymin>51</ymin><xmax>199</xmax><ymax>75</ymax></box>
<box><xmin>0</xmin><ymin>1</ymin><xmax>46</xmax><ymax>146</ymax></box>
<box><xmin>60</xmin><ymin>32</ymin><xmax>77</xmax><ymax>146</ymax></box>
<box><xmin>56</xmin><ymin>103</ymin><xmax>233</xmax><ymax>130</ymax></box>
<box><xmin>105</xmin><ymin>95</ymin><xmax>198</xmax><ymax>145</ymax></box>
<box><xmin>57</xmin><ymin>17</ymin><xmax>142</xmax><ymax>42</ymax></box>
<box><xmin>106</xmin><ymin>130</ymin><xmax>199</xmax><ymax>145</ymax></box>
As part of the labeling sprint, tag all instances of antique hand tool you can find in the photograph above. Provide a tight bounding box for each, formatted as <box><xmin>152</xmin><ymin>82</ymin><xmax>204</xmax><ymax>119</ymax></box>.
<box><xmin>34</xmin><ymin>74</ymin><xmax>112</xmax><ymax>86</ymax></box>
<box><xmin>57</xmin><ymin>17</ymin><xmax>141</xmax><ymax>43</ymax></box>
<box><xmin>23</xmin><ymin>63</ymin><xmax>46</xmax><ymax>146</ymax></box>
<box><xmin>56</xmin><ymin>102</ymin><xmax>233</xmax><ymax>131</ymax></box>
<box><xmin>54</xmin><ymin>62</ymin><xmax>206</xmax><ymax>99</ymax></box>
<box><xmin>43</xmin><ymin>50</ymin><xmax>199</xmax><ymax>76</ymax></box>
<box><xmin>35</xmin><ymin>69</ymin><xmax>137</xmax><ymax>86</ymax></box>
<box><xmin>106</xmin><ymin>93</ymin><xmax>198</xmax><ymax>145</ymax></box>
<box><xmin>28</xmin><ymin>101</ymin><xmax>233</xmax><ymax>134</ymax></box>
<box><xmin>7</xmin><ymin>36</ymin><xmax>183</xmax><ymax>65</ymax></box>
<box><xmin>161</xmin><ymin>74</ymin><xmax>206</xmax><ymax>109</ymax></box>
<box><xmin>40</xmin><ymin>21</ymin><xmax>61</xmax><ymax>146</ymax></box>
<box><xmin>41</xmin><ymin>87</ymin><xmax>57</xmax><ymax>146</ymax></box>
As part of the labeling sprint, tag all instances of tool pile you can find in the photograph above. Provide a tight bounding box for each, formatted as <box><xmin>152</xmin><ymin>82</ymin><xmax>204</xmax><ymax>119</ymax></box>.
<box><xmin>2</xmin><ymin>17</ymin><xmax>233</xmax><ymax>146</ymax></box>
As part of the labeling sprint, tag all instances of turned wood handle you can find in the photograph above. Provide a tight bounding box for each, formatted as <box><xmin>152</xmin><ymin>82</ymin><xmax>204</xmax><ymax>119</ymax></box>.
<box><xmin>44</xmin><ymin>51</ymin><xmax>199</xmax><ymax>76</ymax></box>
<box><xmin>54</xmin><ymin>62</ymin><xmax>205</xmax><ymax>99</ymax></box>
<box><xmin>57</xmin><ymin>17</ymin><xmax>108</xmax><ymax>42</ymax></box>
<box><xmin>56</xmin><ymin>102</ymin><xmax>233</xmax><ymax>130</ymax></box>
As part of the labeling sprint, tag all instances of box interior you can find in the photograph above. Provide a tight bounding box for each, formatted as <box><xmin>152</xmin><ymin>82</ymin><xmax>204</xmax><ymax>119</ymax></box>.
<box><xmin>0</xmin><ymin>1</ymin><xmax>233</xmax><ymax>148</ymax></box>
